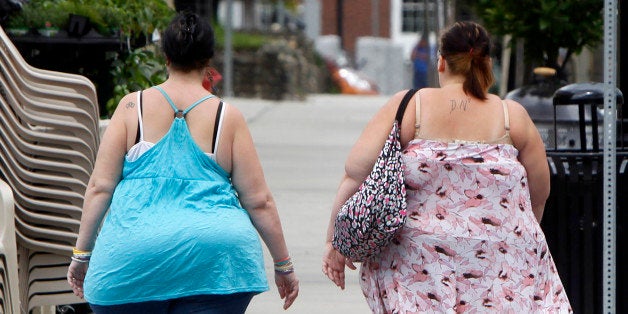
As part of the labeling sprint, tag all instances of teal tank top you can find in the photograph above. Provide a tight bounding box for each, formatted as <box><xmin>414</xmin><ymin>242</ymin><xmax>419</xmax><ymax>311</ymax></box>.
<box><xmin>84</xmin><ymin>87</ymin><xmax>268</xmax><ymax>305</ymax></box>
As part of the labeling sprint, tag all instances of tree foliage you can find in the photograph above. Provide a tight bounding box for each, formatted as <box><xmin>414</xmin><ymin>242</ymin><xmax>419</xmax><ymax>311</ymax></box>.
<box><xmin>471</xmin><ymin>0</ymin><xmax>603</xmax><ymax>78</ymax></box>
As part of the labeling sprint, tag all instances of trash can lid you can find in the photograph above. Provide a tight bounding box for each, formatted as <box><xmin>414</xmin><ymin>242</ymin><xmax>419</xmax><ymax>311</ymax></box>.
<box><xmin>553</xmin><ymin>82</ymin><xmax>624</xmax><ymax>106</ymax></box>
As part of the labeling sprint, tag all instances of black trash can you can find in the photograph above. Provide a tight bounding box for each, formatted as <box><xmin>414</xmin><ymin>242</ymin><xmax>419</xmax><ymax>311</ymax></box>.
<box><xmin>541</xmin><ymin>82</ymin><xmax>625</xmax><ymax>314</ymax></box>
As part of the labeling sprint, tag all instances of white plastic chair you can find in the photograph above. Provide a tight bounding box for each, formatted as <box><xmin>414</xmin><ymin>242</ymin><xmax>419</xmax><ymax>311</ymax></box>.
<box><xmin>0</xmin><ymin>179</ymin><xmax>21</xmax><ymax>314</ymax></box>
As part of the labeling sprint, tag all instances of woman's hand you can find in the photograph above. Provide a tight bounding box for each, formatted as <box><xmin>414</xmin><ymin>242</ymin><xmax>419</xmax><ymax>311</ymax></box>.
<box><xmin>275</xmin><ymin>272</ymin><xmax>299</xmax><ymax>310</ymax></box>
<box><xmin>322</xmin><ymin>242</ymin><xmax>356</xmax><ymax>289</ymax></box>
<box><xmin>67</xmin><ymin>260</ymin><xmax>88</xmax><ymax>299</ymax></box>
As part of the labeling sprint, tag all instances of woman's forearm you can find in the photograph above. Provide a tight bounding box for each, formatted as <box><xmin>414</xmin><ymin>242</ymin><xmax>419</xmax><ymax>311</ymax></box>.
<box><xmin>326</xmin><ymin>174</ymin><xmax>362</xmax><ymax>242</ymax></box>
<box><xmin>74</xmin><ymin>185</ymin><xmax>114</xmax><ymax>251</ymax></box>
<box><xmin>245</xmin><ymin>194</ymin><xmax>291</xmax><ymax>261</ymax></box>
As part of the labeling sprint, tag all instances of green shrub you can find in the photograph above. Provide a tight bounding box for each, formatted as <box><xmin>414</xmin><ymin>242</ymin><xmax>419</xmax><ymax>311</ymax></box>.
<box><xmin>213</xmin><ymin>25</ymin><xmax>270</xmax><ymax>51</ymax></box>
<box><xmin>105</xmin><ymin>47</ymin><xmax>168</xmax><ymax>116</ymax></box>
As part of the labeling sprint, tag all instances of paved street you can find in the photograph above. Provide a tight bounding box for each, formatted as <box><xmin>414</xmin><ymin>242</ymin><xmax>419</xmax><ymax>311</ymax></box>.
<box><xmin>230</xmin><ymin>94</ymin><xmax>392</xmax><ymax>314</ymax></box>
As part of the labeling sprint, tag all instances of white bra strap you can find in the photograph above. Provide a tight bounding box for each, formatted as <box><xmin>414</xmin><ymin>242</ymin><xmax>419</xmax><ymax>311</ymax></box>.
<box><xmin>136</xmin><ymin>90</ymin><xmax>145</xmax><ymax>141</ymax></box>
<box><xmin>414</xmin><ymin>91</ymin><xmax>422</xmax><ymax>137</ymax></box>
<box><xmin>501</xmin><ymin>100</ymin><xmax>510</xmax><ymax>131</ymax></box>
<box><xmin>213</xmin><ymin>102</ymin><xmax>227</xmax><ymax>154</ymax></box>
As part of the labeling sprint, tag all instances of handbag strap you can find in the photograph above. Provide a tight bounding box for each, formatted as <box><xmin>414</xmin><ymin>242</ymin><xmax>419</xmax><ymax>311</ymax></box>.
<box><xmin>395</xmin><ymin>89</ymin><xmax>418</xmax><ymax>125</ymax></box>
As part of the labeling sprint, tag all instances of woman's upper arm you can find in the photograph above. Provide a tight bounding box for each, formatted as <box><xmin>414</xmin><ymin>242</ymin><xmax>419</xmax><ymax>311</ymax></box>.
<box><xmin>508</xmin><ymin>100</ymin><xmax>550</xmax><ymax>221</ymax></box>
<box><xmin>227</xmin><ymin>106</ymin><xmax>271</xmax><ymax>210</ymax></box>
<box><xmin>344</xmin><ymin>91</ymin><xmax>409</xmax><ymax>183</ymax></box>
<box><xmin>89</xmin><ymin>94</ymin><xmax>133</xmax><ymax>191</ymax></box>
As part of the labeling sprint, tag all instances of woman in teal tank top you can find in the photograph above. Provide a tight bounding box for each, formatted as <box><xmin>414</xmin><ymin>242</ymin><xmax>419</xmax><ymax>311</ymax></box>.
<box><xmin>67</xmin><ymin>12</ymin><xmax>299</xmax><ymax>313</ymax></box>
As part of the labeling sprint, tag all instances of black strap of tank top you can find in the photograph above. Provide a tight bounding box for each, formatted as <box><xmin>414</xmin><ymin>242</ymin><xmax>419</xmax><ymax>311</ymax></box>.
<box><xmin>211</xmin><ymin>100</ymin><xmax>224</xmax><ymax>154</ymax></box>
<box><xmin>395</xmin><ymin>89</ymin><xmax>417</xmax><ymax>125</ymax></box>
<box><xmin>134</xmin><ymin>91</ymin><xmax>144</xmax><ymax>144</ymax></box>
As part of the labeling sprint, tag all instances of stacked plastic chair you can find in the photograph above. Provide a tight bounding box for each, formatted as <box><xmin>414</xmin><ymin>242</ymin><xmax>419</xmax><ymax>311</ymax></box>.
<box><xmin>0</xmin><ymin>25</ymin><xmax>100</xmax><ymax>313</ymax></box>
<box><xmin>0</xmin><ymin>179</ymin><xmax>20</xmax><ymax>314</ymax></box>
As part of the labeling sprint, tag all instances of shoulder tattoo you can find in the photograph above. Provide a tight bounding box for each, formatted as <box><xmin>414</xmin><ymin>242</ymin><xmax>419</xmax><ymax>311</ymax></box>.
<box><xmin>125</xmin><ymin>101</ymin><xmax>136</xmax><ymax>109</ymax></box>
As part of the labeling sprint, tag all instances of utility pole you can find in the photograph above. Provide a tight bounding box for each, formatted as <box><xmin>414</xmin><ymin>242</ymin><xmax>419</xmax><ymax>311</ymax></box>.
<box><xmin>277</xmin><ymin>0</ymin><xmax>286</xmax><ymax>29</ymax></box>
<box><xmin>371</xmin><ymin>0</ymin><xmax>379</xmax><ymax>37</ymax></box>
<box><xmin>337</xmin><ymin>0</ymin><xmax>344</xmax><ymax>49</ymax></box>
<box><xmin>224</xmin><ymin>0</ymin><xmax>233</xmax><ymax>97</ymax></box>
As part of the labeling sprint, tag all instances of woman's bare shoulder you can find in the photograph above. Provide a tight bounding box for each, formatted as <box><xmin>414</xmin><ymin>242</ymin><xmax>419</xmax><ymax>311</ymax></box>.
<box><xmin>502</xmin><ymin>98</ymin><xmax>533</xmax><ymax>123</ymax></box>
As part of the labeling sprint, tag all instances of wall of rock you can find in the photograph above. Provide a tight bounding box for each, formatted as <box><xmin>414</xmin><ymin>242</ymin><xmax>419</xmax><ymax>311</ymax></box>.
<box><xmin>213</xmin><ymin>34</ymin><xmax>329</xmax><ymax>100</ymax></box>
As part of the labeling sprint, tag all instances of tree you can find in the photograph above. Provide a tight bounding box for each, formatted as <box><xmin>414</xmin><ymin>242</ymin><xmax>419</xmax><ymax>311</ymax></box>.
<box><xmin>470</xmin><ymin>0</ymin><xmax>603</xmax><ymax>81</ymax></box>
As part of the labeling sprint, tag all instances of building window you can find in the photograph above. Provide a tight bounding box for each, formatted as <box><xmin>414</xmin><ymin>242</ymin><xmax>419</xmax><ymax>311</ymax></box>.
<box><xmin>401</xmin><ymin>0</ymin><xmax>435</xmax><ymax>33</ymax></box>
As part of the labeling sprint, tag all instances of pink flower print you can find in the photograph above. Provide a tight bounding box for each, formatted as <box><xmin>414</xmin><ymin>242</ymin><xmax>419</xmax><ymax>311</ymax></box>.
<box><xmin>421</xmin><ymin>242</ymin><xmax>441</xmax><ymax>262</ymax></box>
<box><xmin>480</xmin><ymin>288</ymin><xmax>496</xmax><ymax>310</ymax></box>
<box><xmin>464</xmin><ymin>189</ymin><xmax>487</xmax><ymax>208</ymax></box>
<box><xmin>462</xmin><ymin>155</ymin><xmax>485</xmax><ymax>164</ymax></box>
<box><xmin>415</xmin><ymin>291</ymin><xmax>442</xmax><ymax>310</ymax></box>
<box><xmin>538</xmin><ymin>280</ymin><xmax>552</xmax><ymax>300</ymax></box>
<box><xmin>434</xmin><ymin>244</ymin><xmax>457</xmax><ymax>257</ymax></box>
<box><xmin>441</xmin><ymin>177</ymin><xmax>465</xmax><ymax>200</ymax></box>
<box><xmin>499</xmin><ymin>286</ymin><xmax>516</xmax><ymax>303</ymax></box>
<box><xmin>454</xmin><ymin>299</ymin><xmax>471</xmax><ymax>313</ymax></box>
<box><xmin>418</xmin><ymin>162</ymin><xmax>430</xmax><ymax>173</ymax></box>
<box><xmin>512</xmin><ymin>217</ymin><xmax>528</xmax><ymax>238</ymax></box>
<box><xmin>498</xmin><ymin>262</ymin><xmax>513</xmax><ymax>281</ymax></box>
<box><xmin>405</xmin><ymin>178</ymin><xmax>423</xmax><ymax>191</ymax></box>
<box><xmin>426</xmin><ymin>291</ymin><xmax>442</xmax><ymax>303</ymax></box>
<box><xmin>552</xmin><ymin>285</ymin><xmax>567</xmax><ymax>304</ymax></box>
<box><xmin>484</xmin><ymin>215</ymin><xmax>503</xmax><ymax>226</ymax></box>
<box><xmin>476</xmin><ymin>168</ymin><xmax>498</xmax><ymax>186</ymax></box>
<box><xmin>434</xmin><ymin>150</ymin><xmax>448</xmax><ymax>161</ymax></box>
<box><xmin>520</xmin><ymin>268</ymin><xmax>535</xmax><ymax>287</ymax></box>
<box><xmin>525</xmin><ymin>247</ymin><xmax>539</xmax><ymax>259</ymax></box>
<box><xmin>468</xmin><ymin>216</ymin><xmax>489</xmax><ymax>233</ymax></box>
<box><xmin>461</xmin><ymin>269</ymin><xmax>484</xmax><ymax>280</ymax></box>
<box><xmin>493</xmin><ymin>241</ymin><xmax>511</xmax><ymax>255</ymax></box>
<box><xmin>481</xmin><ymin>152</ymin><xmax>499</xmax><ymax>163</ymax></box>
<box><xmin>411</xmin><ymin>264</ymin><xmax>430</xmax><ymax>282</ymax></box>
<box><xmin>403</xmin><ymin>148</ymin><xmax>419</xmax><ymax>157</ymax></box>
<box><xmin>435</xmin><ymin>205</ymin><xmax>449</xmax><ymax>220</ymax></box>
<box><xmin>413</xmin><ymin>291</ymin><xmax>432</xmax><ymax>311</ymax></box>
<box><xmin>435</xmin><ymin>185</ymin><xmax>448</xmax><ymax>198</ymax></box>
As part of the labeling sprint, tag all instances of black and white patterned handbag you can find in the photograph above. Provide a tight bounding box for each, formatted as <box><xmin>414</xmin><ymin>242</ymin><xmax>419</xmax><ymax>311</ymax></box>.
<box><xmin>332</xmin><ymin>89</ymin><xmax>416</xmax><ymax>262</ymax></box>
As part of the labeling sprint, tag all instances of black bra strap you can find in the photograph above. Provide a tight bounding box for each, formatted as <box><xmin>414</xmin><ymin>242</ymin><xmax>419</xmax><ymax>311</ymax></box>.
<box><xmin>211</xmin><ymin>100</ymin><xmax>224</xmax><ymax>154</ymax></box>
<box><xmin>134</xmin><ymin>91</ymin><xmax>144</xmax><ymax>144</ymax></box>
<box><xmin>395</xmin><ymin>89</ymin><xmax>417</xmax><ymax>125</ymax></box>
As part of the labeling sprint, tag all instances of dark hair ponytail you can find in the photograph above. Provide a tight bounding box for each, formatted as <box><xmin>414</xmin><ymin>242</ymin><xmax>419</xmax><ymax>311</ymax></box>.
<box><xmin>162</xmin><ymin>12</ymin><xmax>215</xmax><ymax>72</ymax></box>
<box><xmin>439</xmin><ymin>22</ymin><xmax>494</xmax><ymax>100</ymax></box>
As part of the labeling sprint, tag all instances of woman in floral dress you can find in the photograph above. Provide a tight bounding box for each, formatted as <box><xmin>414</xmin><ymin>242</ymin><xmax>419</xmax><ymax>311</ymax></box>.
<box><xmin>323</xmin><ymin>22</ymin><xmax>572</xmax><ymax>313</ymax></box>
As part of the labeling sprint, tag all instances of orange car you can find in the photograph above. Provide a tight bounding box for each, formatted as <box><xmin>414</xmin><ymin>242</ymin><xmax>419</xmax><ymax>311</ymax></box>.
<box><xmin>327</xmin><ymin>60</ymin><xmax>378</xmax><ymax>95</ymax></box>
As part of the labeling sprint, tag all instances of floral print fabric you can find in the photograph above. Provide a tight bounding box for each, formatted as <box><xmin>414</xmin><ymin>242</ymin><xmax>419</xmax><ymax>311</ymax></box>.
<box><xmin>360</xmin><ymin>139</ymin><xmax>572</xmax><ymax>313</ymax></box>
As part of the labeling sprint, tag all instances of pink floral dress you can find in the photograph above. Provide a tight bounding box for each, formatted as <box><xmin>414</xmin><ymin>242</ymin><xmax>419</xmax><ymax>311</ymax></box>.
<box><xmin>360</xmin><ymin>139</ymin><xmax>572</xmax><ymax>313</ymax></box>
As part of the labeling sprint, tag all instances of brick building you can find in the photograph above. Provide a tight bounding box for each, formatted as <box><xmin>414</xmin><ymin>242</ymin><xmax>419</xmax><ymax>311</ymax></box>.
<box><xmin>320</xmin><ymin>0</ymin><xmax>391</xmax><ymax>58</ymax></box>
<box><xmin>320</xmin><ymin>1</ymin><xmax>449</xmax><ymax>61</ymax></box>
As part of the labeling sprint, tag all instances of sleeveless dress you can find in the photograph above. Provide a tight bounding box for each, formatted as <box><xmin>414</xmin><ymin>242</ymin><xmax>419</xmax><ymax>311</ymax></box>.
<box><xmin>84</xmin><ymin>87</ymin><xmax>268</xmax><ymax>305</ymax></box>
<box><xmin>360</xmin><ymin>95</ymin><xmax>572</xmax><ymax>313</ymax></box>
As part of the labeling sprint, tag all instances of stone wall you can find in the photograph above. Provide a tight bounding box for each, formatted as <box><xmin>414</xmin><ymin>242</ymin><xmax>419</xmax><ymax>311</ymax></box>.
<box><xmin>213</xmin><ymin>34</ymin><xmax>328</xmax><ymax>100</ymax></box>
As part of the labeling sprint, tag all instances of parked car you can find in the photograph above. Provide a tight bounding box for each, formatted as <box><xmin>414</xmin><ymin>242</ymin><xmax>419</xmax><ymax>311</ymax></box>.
<box><xmin>324</xmin><ymin>54</ymin><xmax>378</xmax><ymax>95</ymax></box>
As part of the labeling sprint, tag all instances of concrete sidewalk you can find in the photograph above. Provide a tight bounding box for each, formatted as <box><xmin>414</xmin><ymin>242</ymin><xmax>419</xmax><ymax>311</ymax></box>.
<box><xmin>227</xmin><ymin>94</ymin><xmax>392</xmax><ymax>314</ymax></box>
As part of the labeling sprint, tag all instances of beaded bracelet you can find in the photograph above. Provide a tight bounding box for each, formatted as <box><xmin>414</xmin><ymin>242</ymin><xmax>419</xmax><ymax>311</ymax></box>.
<box><xmin>71</xmin><ymin>247</ymin><xmax>92</xmax><ymax>263</ymax></box>
<box><xmin>274</xmin><ymin>257</ymin><xmax>294</xmax><ymax>275</ymax></box>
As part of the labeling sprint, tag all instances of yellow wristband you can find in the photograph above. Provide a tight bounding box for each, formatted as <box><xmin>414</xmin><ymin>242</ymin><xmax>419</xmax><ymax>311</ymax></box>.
<box><xmin>72</xmin><ymin>247</ymin><xmax>92</xmax><ymax>255</ymax></box>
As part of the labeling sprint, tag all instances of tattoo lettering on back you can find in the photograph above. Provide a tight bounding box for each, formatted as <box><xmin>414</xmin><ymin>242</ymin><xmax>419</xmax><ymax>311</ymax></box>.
<box><xmin>450</xmin><ymin>99</ymin><xmax>471</xmax><ymax>113</ymax></box>
<box><xmin>126</xmin><ymin>102</ymin><xmax>136</xmax><ymax>109</ymax></box>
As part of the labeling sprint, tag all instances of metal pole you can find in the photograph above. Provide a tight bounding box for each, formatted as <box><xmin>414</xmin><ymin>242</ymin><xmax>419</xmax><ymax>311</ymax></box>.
<box><xmin>224</xmin><ymin>0</ymin><xmax>234</xmax><ymax>97</ymax></box>
<box><xmin>602</xmin><ymin>0</ymin><xmax>618</xmax><ymax>312</ymax></box>
<box><xmin>277</xmin><ymin>0</ymin><xmax>286</xmax><ymax>29</ymax></box>
<box><xmin>371</xmin><ymin>0</ymin><xmax>379</xmax><ymax>37</ymax></box>
<box><xmin>337</xmin><ymin>0</ymin><xmax>344</xmax><ymax>49</ymax></box>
